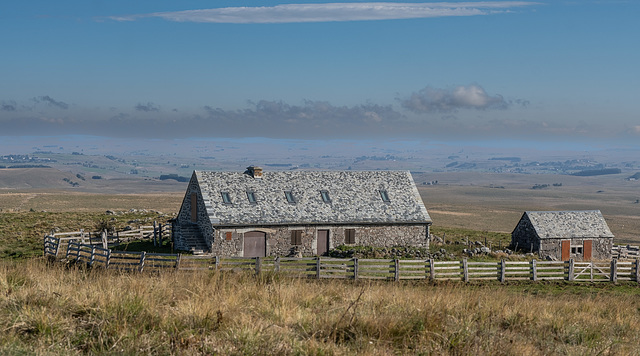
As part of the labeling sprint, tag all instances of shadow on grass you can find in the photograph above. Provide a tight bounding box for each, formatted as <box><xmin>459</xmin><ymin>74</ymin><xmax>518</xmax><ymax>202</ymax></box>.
<box><xmin>112</xmin><ymin>240</ymin><xmax>173</xmax><ymax>254</ymax></box>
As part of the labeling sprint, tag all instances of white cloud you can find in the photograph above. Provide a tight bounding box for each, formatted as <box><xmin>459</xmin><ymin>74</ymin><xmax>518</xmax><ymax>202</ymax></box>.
<box><xmin>109</xmin><ymin>2</ymin><xmax>539</xmax><ymax>24</ymax></box>
<box><xmin>400</xmin><ymin>84</ymin><xmax>508</xmax><ymax>113</ymax></box>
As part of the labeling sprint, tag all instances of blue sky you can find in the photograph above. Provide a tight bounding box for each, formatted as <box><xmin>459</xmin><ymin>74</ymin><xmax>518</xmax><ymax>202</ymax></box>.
<box><xmin>1</xmin><ymin>1</ymin><xmax>639</xmax><ymax>145</ymax></box>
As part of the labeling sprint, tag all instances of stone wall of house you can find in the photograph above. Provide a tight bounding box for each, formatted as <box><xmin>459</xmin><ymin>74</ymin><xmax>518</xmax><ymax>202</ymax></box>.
<box><xmin>174</xmin><ymin>175</ymin><xmax>213</xmax><ymax>251</ymax></box>
<box><xmin>208</xmin><ymin>224</ymin><xmax>430</xmax><ymax>257</ymax></box>
<box><xmin>539</xmin><ymin>238</ymin><xmax>612</xmax><ymax>261</ymax></box>
<box><xmin>511</xmin><ymin>216</ymin><xmax>541</xmax><ymax>252</ymax></box>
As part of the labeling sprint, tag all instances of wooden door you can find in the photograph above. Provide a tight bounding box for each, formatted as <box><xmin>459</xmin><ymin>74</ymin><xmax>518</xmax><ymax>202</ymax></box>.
<box><xmin>317</xmin><ymin>230</ymin><xmax>329</xmax><ymax>256</ymax></box>
<box><xmin>561</xmin><ymin>240</ymin><xmax>570</xmax><ymax>261</ymax></box>
<box><xmin>243</xmin><ymin>231</ymin><xmax>266</xmax><ymax>257</ymax></box>
<box><xmin>583</xmin><ymin>240</ymin><xmax>592</xmax><ymax>261</ymax></box>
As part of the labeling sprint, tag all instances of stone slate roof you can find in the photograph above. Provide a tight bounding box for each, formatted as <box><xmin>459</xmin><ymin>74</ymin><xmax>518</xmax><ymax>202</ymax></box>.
<box><xmin>193</xmin><ymin>170</ymin><xmax>431</xmax><ymax>227</ymax></box>
<box><xmin>523</xmin><ymin>210</ymin><xmax>614</xmax><ymax>239</ymax></box>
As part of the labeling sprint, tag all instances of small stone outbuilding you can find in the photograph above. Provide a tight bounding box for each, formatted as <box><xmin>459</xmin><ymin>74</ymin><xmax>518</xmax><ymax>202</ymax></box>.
<box><xmin>511</xmin><ymin>210</ymin><xmax>614</xmax><ymax>261</ymax></box>
<box><xmin>173</xmin><ymin>167</ymin><xmax>432</xmax><ymax>257</ymax></box>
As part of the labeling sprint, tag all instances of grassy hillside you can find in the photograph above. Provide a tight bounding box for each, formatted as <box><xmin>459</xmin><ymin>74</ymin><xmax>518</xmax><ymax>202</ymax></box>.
<box><xmin>1</xmin><ymin>260</ymin><xmax>639</xmax><ymax>355</ymax></box>
<box><xmin>0</xmin><ymin>211</ymin><xmax>171</xmax><ymax>259</ymax></box>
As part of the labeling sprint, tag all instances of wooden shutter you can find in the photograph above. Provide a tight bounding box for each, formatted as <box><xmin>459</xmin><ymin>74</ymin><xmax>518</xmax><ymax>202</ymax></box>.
<box><xmin>583</xmin><ymin>240</ymin><xmax>592</xmax><ymax>261</ymax></box>
<box><xmin>345</xmin><ymin>229</ymin><xmax>355</xmax><ymax>244</ymax></box>
<box><xmin>291</xmin><ymin>230</ymin><xmax>302</xmax><ymax>245</ymax></box>
<box><xmin>190</xmin><ymin>193</ymin><xmax>197</xmax><ymax>223</ymax></box>
<box><xmin>561</xmin><ymin>240</ymin><xmax>570</xmax><ymax>261</ymax></box>
<box><xmin>225</xmin><ymin>232</ymin><xmax>233</xmax><ymax>241</ymax></box>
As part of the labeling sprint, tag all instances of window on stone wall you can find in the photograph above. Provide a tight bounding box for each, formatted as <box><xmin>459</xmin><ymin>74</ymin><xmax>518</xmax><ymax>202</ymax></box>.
<box><xmin>291</xmin><ymin>230</ymin><xmax>302</xmax><ymax>245</ymax></box>
<box><xmin>345</xmin><ymin>229</ymin><xmax>355</xmax><ymax>244</ymax></box>
<box><xmin>320</xmin><ymin>190</ymin><xmax>331</xmax><ymax>203</ymax></box>
<box><xmin>226</xmin><ymin>232</ymin><xmax>232</xmax><ymax>241</ymax></box>
<box><xmin>221</xmin><ymin>191</ymin><xmax>232</xmax><ymax>204</ymax></box>
<box><xmin>284</xmin><ymin>191</ymin><xmax>296</xmax><ymax>204</ymax></box>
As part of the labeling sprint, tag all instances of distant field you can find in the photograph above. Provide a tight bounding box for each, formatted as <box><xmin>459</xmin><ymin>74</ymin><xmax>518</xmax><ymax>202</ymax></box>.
<box><xmin>416</xmin><ymin>172</ymin><xmax>640</xmax><ymax>244</ymax></box>
<box><xmin>0</xmin><ymin>190</ymin><xmax>183</xmax><ymax>214</ymax></box>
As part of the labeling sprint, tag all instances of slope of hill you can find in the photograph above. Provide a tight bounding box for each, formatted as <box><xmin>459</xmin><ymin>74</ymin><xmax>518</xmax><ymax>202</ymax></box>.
<box><xmin>0</xmin><ymin>168</ymin><xmax>185</xmax><ymax>193</ymax></box>
<box><xmin>0</xmin><ymin>168</ymin><xmax>81</xmax><ymax>189</ymax></box>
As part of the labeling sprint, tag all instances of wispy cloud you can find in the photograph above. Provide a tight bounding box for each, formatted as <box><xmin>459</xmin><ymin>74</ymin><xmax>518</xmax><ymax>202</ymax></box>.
<box><xmin>400</xmin><ymin>84</ymin><xmax>509</xmax><ymax>113</ymax></box>
<box><xmin>34</xmin><ymin>95</ymin><xmax>68</xmax><ymax>110</ymax></box>
<box><xmin>109</xmin><ymin>2</ymin><xmax>539</xmax><ymax>24</ymax></box>
<box><xmin>1</xmin><ymin>101</ymin><xmax>17</xmax><ymax>111</ymax></box>
<box><xmin>135</xmin><ymin>102</ymin><xmax>160</xmax><ymax>112</ymax></box>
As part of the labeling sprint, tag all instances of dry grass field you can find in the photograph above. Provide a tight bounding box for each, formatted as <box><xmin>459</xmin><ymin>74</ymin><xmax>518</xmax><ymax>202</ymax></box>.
<box><xmin>1</xmin><ymin>259</ymin><xmax>640</xmax><ymax>355</ymax></box>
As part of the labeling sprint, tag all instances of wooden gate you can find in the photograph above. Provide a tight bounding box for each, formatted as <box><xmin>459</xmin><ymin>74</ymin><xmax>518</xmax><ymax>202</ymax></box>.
<box><xmin>243</xmin><ymin>231</ymin><xmax>266</xmax><ymax>257</ymax></box>
<box><xmin>317</xmin><ymin>230</ymin><xmax>329</xmax><ymax>256</ymax></box>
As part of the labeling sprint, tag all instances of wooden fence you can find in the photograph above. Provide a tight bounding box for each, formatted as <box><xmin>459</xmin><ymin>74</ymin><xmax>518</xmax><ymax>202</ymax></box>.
<box><xmin>44</xmin><ymin>222</ymin><xmax>171</xmax><ymax>259</ymax></box>
<box><xmin>44</xmin><ymin>236</ymin><xmax>640</xmax><ymax>283</ymax></box>
<box><xmin>612</xmin><ymin>245</ymin><xmax>640</xmax><ymax>259</ymax></box>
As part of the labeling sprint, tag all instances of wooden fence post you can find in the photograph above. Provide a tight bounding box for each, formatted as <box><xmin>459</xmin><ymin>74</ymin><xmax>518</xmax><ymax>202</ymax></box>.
<box><xmin>610</xmin><ymin>259</ymin><xmax>617</xmax><ymax>283</ymax></box>
<box><xmin>353</xmin><ymin>258</ymin><xmax>358</xmax><ymax>280</ymax></box>
<box><xmin>499</xmin><ymin>259</ymin><xmax>506</xmax><ymax>282</ymax></box>
<box><xmin>636</xmin><ymin>259</ymin><xmax>640</xmax><ymax>284</ymax></box>
<box><xmin>153</xmin><ymin>221</ymin><xmax>157</xmax><ymax>247</ymax></box>
<box><xmin>568</xmin><ymin>259</ymin><xmax>574</xmax><ymax>281</ymax></box>
<box><xmin>138</xmin><ymin>251</ymin><xmax>146</xmax><ymax>272</ymax></box>
<box><xmin>175</xmin><ymin>254</ymin><xmax>181</xmax><ymax>270</ymax></box>
<box><xmin>90</xmin><ymin>246</ymin><xmax>96</xmax><ymax>267</ymax></box>
<box><xmin>394</xmin><ymin>259</ymin><xmax>400</xmax><ymax>282</ymax></box>
<box><xmin>429</xmin><ymin>259</ymin><xmax>435</xmax><ymax>280</ymax></box>
<box><xmin>215</xmin><ymin>256</ymin><xmax>220</xmax><ymax>270</ymax></box>
<box><xmin>531</xmin><ymin>259</ymin><xmax>537</xmax><ymax>281</ymax></box>
<box><xmin>106</xmin><ymin>249</ymin><xmax>111</xmax><ymax>269</ymax></box>
<box><xmin>316</xmin><ymin>257</ymin><xmax>321</xmax><ymax>279</ymax></box>
<box><xmin>274</xmin><ymin>256</ymin><xmax>280</xmax><ymax>273</ymax></box>
<box><xmin>463</xmin><ymin>258</ymin><xmax>469</xmax><ymax>282</ymax></box>
<box><xmin>255</xmin><ymin>257</ymin><xmax>261</xmax><ymax>276</ymax></box>
<box><xmin>101</xmin><ymin>230</ymin><xmax>108</xmax><ymax>250</ymax></box>
<box><xmin>159</xmin><ymin>223</ymin><xmax>163</xmax><ymax>246</ymax></box>
<box><xmin>590</xmin><ymin>261</ymin><xmax>594</xmax><ymax>282</ymax></box>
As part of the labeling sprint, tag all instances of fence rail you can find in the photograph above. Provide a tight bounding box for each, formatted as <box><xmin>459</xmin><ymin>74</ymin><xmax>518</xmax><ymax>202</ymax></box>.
<box><xmin>44</xmin><ymin>239</ymin><xmax>640</xmax><ymax>283</ymax></box>
<box><xmin>44</xmin><ymin>222</ymin><xmax>171</xmax><ymax>260</ymax></box>
<box><xmin>612</xmin><ymin>245</ymin><xmax>640</xmax><ymax>259</ymax></box>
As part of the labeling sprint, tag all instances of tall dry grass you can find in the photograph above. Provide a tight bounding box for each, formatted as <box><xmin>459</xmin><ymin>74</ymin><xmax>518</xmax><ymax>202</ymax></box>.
<box><xmin>0</xmin><ymin>259</ymin><xmax>639</xmax><ymax>355</ymax></box>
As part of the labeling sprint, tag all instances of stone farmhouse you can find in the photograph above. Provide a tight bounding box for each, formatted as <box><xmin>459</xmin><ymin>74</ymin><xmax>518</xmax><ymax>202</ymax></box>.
<box><xmin>511</xmin><ymin>210</ymin><xmax>614</xmax><ymax>261</ymax></box>
<box><xmin>173</xmin><ymin>167</ymin><xmax>432</xmax><ymax>257</ymax></box>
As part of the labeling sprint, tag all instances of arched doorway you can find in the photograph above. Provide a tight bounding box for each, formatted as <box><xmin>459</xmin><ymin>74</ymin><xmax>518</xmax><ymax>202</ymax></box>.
<box><xmin>243</xmin><ymin>231</ymin><xmax>266</xmax><ymax>257</ymax></box>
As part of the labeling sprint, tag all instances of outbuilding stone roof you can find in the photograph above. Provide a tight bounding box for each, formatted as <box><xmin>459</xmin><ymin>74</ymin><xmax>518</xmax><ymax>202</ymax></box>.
<box><xmin>523</xmin><ymin>210</ymin><xmax>614</xmax><ymax>239</ymax></box>
<box><xmin>193</xmin><ymin>170</ymin><xmax>431</xmax><ymax>227</ymax></box>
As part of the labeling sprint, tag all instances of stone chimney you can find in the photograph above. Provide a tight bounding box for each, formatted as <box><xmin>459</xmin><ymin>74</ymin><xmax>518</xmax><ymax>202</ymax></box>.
<box><xmin>247</xmin><ymin>166</ymin><xmax>263</xmax><ymax>179</ymax></box>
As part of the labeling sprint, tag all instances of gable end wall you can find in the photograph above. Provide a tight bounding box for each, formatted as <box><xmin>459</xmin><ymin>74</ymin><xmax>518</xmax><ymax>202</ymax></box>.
<box><xmin>174</xmin><ymin>174</ymin><xmax>213</xmax><ymax>251</ymax></box>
